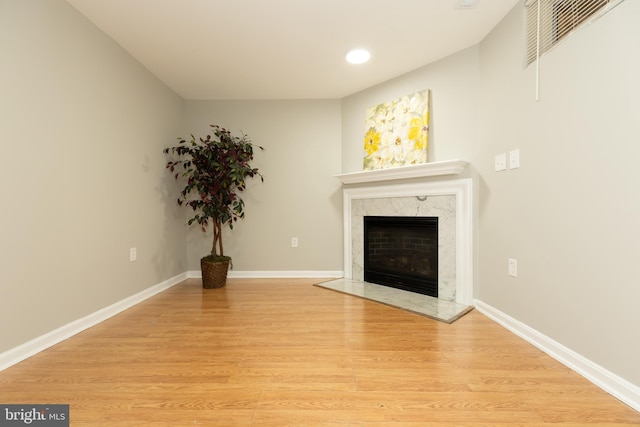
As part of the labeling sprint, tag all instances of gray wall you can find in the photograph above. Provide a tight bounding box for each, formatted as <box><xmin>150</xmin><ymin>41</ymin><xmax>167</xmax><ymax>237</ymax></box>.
<box><xmin>0</xmin><ymin>0</ymin><xmax>185</xmax><ymax>352</ymax></box>
<box><xmin>341</xmin><ymin>1</ymin><xmax>640</xmax><ymax>387</ymax></box>
<box><xmin>182</xmin><ymin>100</ymin><xmax>343</xmax><ymax>273</ymax></box>
<box><xmin>477</xmin><ymin>1</ymin><xmax>640</xmax><ymax>386</ymax></box>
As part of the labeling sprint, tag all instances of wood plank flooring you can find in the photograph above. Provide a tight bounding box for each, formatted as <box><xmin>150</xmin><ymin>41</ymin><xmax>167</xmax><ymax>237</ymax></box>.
<box><xmin>1</xmin><ymin>278</ymin><xmax>638</xmax><ymax>426</ymax></box>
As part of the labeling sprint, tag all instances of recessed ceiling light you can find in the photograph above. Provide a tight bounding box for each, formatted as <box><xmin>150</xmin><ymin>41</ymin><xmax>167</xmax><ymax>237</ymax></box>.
<box><xmin>346</xmin><ymin>48</ymin><xmax>371</xmax><ymax>64</ymax></box>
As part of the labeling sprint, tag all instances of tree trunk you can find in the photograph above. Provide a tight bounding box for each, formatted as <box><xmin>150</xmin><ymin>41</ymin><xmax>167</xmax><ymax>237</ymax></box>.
<box><xmin>211</xmin><ymin>219</ymin><xmax>224</xmax><ymax>257</ymax></box>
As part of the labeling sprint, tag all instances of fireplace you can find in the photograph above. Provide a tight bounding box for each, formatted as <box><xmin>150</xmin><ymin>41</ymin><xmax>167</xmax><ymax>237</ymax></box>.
<box><xmin>364</xmin><ymin>216</ymin><xmax>438</xmax><ymax>297</ymax></box>
<box><xmin>337</xmin><ymin>164</ymin><xmax>473</xmax><ymax>305</ymax></box>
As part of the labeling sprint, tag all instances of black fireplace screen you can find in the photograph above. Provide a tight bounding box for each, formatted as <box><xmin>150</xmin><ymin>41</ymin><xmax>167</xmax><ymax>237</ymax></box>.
<box><xmin>364</xmin><ymin>216</ymin><xmax>438</xmax><ymax>297</ymax></box>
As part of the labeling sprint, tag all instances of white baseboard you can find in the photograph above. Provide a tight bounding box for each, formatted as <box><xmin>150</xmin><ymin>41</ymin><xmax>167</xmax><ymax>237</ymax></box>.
<box><xmin>474</xmin><ymin>299</ymin><xmax>640</xmax><ymax>412</ymax></box>
<box><xmin>0</xmin><ymin>272</ymin><xmax>188</xmax><ymax>372</ymax></box>
<box><xmin>187</xmin><ymin>270</ymin><xmax>344</xmax><ymax>279</ymax></box>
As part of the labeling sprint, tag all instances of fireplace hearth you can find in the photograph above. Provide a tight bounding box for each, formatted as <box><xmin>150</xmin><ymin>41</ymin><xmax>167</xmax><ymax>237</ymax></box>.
<box><xmin>364</xmin><ymin>216</ymin><xmax>438</xmax><ymax>297</ymax></box>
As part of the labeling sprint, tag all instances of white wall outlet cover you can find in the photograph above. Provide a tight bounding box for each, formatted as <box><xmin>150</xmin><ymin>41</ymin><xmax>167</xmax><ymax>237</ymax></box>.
<box><xmin>508</xmin><ymin>258</ymin><xmax>517</xmax><ymax>277</ymax></box>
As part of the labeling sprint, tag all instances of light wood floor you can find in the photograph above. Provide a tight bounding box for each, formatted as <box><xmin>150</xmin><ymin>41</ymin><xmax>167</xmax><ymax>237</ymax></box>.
<box><xmin>1</xmin><ymin>278</ymin><xmax>639</xmax><ymax>426</ymax></box>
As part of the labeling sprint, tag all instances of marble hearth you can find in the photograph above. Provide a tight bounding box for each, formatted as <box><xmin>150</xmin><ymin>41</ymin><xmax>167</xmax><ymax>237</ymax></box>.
<box><xmin>336</xmin><ymin>160</ymin><xmax>473</xmax><ymax>306</ymax></box>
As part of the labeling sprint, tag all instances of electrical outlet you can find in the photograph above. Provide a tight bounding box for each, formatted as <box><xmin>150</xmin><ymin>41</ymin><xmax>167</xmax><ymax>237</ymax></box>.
<box><xmin>130</xmin><ymin>247</ymin><xmax>137</xmax><ymax>262</ymax></box>
<box><xmin>508</xmin><ymin>258</ymin><xmax>517</xmax><ymax>277</ymax></box>
<box><xmin>291</xmin><ymin>237</ymin><xmax>298</xmax><ymax>248</ymax></box>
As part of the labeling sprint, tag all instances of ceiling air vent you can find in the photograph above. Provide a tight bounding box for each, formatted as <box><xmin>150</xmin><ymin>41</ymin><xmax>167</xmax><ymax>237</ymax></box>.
<box><xmin>455</xmin><ymin>0</ymin><xmax>479</xmax><ymax>9</ymax></box>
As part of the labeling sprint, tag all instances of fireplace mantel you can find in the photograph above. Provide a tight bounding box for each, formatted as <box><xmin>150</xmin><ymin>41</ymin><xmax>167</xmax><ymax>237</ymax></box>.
<box><xmin>335</xmin><ymin>159</ymin><xmax>468</xmax><ymax>185</ymax></box>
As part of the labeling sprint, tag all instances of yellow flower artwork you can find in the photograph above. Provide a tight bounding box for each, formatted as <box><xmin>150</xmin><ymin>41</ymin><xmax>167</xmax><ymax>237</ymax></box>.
<box><xmin>363</xmin><ymin>89</ymin><xmax>430</xmax><ymax>170</ymax></box>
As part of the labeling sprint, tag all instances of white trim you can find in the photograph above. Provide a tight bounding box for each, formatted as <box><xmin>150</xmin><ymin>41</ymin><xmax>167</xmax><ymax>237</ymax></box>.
<box><xmin>342</xmin><ymin>178</ymin><xmax>473</xmax><ymax>306</ymax></box>
<box><xmin>0</xmin><ymin>272</ymin><xmax>188</xmax><ymax>372</ymax></box>
<box><xmin>475</xmin><ymin>300</ymin><xmax>640</xmax><ymax>412</ymax></box>
<box><xmin>335</xmin><ymin>160</ymin><xmax>467</xmax><ymax>185</ymax></box>
<box><xmin>188</xmin><ymin>270</ymin><xmax>344</xmax><ymax>279</ymax></box>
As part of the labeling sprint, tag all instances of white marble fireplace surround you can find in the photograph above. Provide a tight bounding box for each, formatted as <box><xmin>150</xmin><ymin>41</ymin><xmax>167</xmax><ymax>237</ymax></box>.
<box><xmin>352</xmin><ymin>194</ymin><xmax>456</xmax><ymax>300</ymax></box>
<box><xmin>336</xmin><ymin>160</ymin><xmax>473</xmax><ymax>306</ymax></box>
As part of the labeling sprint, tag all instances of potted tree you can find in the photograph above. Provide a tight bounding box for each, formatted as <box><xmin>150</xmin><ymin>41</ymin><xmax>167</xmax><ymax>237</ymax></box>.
<box><xmin>164</xmin><ymin>124</ymin><xmax>263</xmax><ymax>288</ymax></box>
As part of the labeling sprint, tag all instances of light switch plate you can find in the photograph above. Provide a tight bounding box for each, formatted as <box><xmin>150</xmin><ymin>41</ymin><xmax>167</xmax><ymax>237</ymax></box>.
<box><xmin>495</xmin><ymin>153</ymin><xmax>507</xmax><ymax>172</ymax></box>
<box><xmin>509</xmin><ymin>149</ymin><xmax>520</xmax><ymax>169</ymax></box>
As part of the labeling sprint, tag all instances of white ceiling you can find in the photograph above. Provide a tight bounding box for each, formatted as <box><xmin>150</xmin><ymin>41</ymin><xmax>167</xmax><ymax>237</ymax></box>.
<box><xmin>65</xmin><ymin>0</ymin><xmax>519</xmax><ymax>100</ymax></box>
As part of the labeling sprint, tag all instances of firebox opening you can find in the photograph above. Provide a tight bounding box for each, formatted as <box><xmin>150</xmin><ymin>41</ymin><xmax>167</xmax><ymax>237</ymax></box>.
<box><xmin>364</xmin><ymin>216</ymin><xmax>438</xmax><ymax>298</ymax></box>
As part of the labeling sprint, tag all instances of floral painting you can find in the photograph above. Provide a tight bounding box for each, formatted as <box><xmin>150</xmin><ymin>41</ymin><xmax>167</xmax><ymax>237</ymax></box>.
<box><xmin>363</xmin><ymin>89</ymin><xmax>430</xmax><ymax>170</ymax></box>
